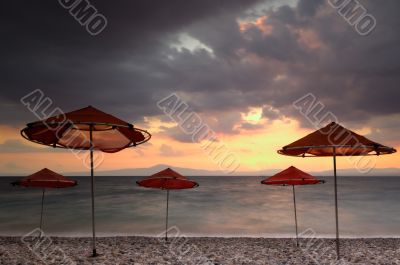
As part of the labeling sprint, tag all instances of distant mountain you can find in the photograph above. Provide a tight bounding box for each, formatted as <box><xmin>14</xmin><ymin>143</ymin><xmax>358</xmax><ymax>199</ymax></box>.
<box><xmin>66</xmin><ymin>164</ymin><xmax>267</xmax><ymax>176</ymax></box>
<box><xmin>64</xmin><ymin>164</ymin><xmax>400</xmax><ymax>177</ymax></box>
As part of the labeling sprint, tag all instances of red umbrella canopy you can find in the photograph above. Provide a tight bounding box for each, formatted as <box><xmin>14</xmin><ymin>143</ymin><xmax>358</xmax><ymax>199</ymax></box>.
<box><xmin>278</xmin><ymin>122</ymin><xmax>396</xmax><ymax>157</ymax></box>
<box><xmin>137</xmin><ymin>168</ymin><xmax>199</xmax><ymax>190</ymax></box>
<box><xmin>11</xmin><ymin>168</ymin><xmax>77</xmax><ymax>188</ymax></box>
<box><xmin>21</xmin><ymin>106</ymin><xmax>151</xmax><ymax>153</ymax></box>
<box><xmin>261</xmin><ymin>166</ymin><xmax>324</xmax><ymax>186</ymax></box>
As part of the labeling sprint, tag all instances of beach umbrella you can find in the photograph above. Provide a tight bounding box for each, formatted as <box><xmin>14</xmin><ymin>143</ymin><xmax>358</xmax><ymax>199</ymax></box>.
<box><xmin>261</xmin><ymin>166</ymin><xmax>324</xmax><ymax>246</ymax></box>
<box><xmin>278</xmin><ymin>122</ymin><xmax>396</xmax><ymax>259</ymax></box>
<box><xmin>11</xmin><ymin>168</ymin><xmax>77</xmax><ymax>235</ymax></box>
<box><xmin>20</xmin><ymin>106</ymin><xmax>151</xmax><ymax>256</ymax></box>
<box><xmin>136</xmin><ymin>168</ymin><xmax>199</xmax><ymax>241</ymax></box>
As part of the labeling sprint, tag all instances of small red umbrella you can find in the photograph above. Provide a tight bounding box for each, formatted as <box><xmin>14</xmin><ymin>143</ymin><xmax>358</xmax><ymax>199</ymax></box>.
<box><xmin>261</xmin><ymin>166</ymin><xmax>324</xmax><ymax>246</ymax></box>
<box><xmin>11</xmin><ymin>168</ymin><xmax>77</xmax><ymax>234</ymax></box>
<box><xmin>136</xmin><ymin>168</ymin><xmax>198</xmax><ymax>241</ymax></box>
<box><xmin>21</xmin><ymin>106</ymin><xmax>151</xmax><ymax>256</ymax></box>
<box><xmin>278</xmin><ymin>122</ymin><xmax>396</xmax><ymax>259</ymax></box>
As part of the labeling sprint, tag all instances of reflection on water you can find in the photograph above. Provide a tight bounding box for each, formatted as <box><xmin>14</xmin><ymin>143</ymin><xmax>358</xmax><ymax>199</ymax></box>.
<box><xmin>0</xmin><ymin>176</ymin><xmax>399</xmax><ymax>237</ymax></box>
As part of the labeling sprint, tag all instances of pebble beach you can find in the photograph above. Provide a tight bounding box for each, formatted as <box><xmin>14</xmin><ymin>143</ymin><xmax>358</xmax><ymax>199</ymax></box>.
<box><xmin>0</xmin><ymin>237</ymin><xmax>399</xmax><ymax>265</ymax></box>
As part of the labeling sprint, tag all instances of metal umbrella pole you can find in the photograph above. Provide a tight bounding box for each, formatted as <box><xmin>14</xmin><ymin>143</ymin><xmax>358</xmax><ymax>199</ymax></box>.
<box><xmin>165</xmin><ymin>189</ymin><xmax>170</xmax><ymax>242</ymax></box>
<box><xmin>333</xmin><ymin>147</ymin><xmax>340</xmax><ymax>259</ymax></box>
<box><xmin>39</xmin><ymin>189</ymin><xmax>45</xmax><ymax>237</ymax></box>
<box><xmin>292</xmin><ymin>185</ymin><xmax>299</xmax><ymax>247</ymax></box>
<box><xmin>90</xmin><ymin>125</ymin><xmax>97</xmax><ymax>257</ymax></box>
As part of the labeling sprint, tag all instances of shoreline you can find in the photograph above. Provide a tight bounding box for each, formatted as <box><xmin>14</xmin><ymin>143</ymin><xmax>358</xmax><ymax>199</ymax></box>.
<box><xmin>1</xmin><ymin>237</ymin><xmax>399</xmax><ymax>264</ymax></box>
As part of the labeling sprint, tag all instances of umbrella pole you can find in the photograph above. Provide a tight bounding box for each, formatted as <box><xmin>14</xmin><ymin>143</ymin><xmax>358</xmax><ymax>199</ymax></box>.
<box><xmin>333</xmin><ymin>147</ymin><xmax>340</xmax><ymax>260</ymax></box>
<box><xmin>39</xmin><ymin>188</ymin><xmax>45</xmax><ymax>237</ymax></box>
<box><xmin>90</xmin><ymin>125</ymin><xmax>97</xmax><ymax>257</ymax></box>
<box><xmin>165</xmin><ymin>189</ymin><xmax>169</xmax><ymax>242</ymax></box>
<box><xmin>292</xmin><ymin>185</ymin><xmax>299</xmax><ymax>247</ymax></box>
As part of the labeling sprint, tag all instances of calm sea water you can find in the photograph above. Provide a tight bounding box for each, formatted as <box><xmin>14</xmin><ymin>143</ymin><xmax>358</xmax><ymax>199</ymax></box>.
<box><xmin>0</xmin><ymin>176</ymin><xmax>399</xmax><ymax>237</ymax></box>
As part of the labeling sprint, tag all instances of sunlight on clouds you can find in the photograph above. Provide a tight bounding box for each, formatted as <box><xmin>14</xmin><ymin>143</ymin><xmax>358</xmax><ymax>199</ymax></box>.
<box><xmin>291</xmin><ymin>28</ymin><xmax>325</xmax><ymax>50</ymax></box>
<box><xmin>244</xmin><ymin>0</ymin><xmax>299</xmax><ymax>18</ymax></box>
<box><xmin>170</xmin><ymin>33</ymin><xmax>214</xmax><ymax>56</ymax></box>
<box><xmin>354</xmin><ymin>126</ymin><xmax>372</xmax><ymax>135</ymax></box>
<box><xmin>142</xmin><ymin>116</ymin><xmax>176</xmax><ymax>133</ymax></box>
<box><xmin>1</xmin><ymin>117</ymin><xmax>399</xmax><ymax>175</ymax></box>
<box><xmin>274</xmin><ymin>74</ymin><xmax>287</xmax><ymax>82</ymax></box>
<box><xmin>242</xmin><ymin>107</ymin><xmax>262</xmax><ymax>123</ymax></box>
<box><xmin>0</xmin><ymin>125</ymin><xmax>21</xmax><ymax>143</ymax></box>
<box><xmin>238</xmin><ymin>16</ymin><xmax>273</xmax><ymax>36</ymax></box>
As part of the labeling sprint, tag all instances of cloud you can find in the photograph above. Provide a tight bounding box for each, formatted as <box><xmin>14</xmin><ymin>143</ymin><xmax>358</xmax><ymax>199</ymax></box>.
<box><xmin>159</xmin><ymin>144</ymin><xmax>184</xmax><ymax>156</ymax></box>
<box><xmin>262</xmin><ymin>105</ymin><xmax>282</xmax><ymax>121</ymax></box>
<box><xmin>239</xmin><ymin>122</ymin><xmax>264</xmax><ymax>130</ymax></box>
<box><xmin>0</xmin><ymin>0</ymin><xmax>262</xmax><ymax>124</ymax></box>
<box><xmin>1</xmin><ymin>0</ymin><xmax>399</xmax><ymax>147</ymax></box>
<box><xmin>0</xmin><ymin>139</ymin><xmax>66</xmax><ymax>153</ymax></box>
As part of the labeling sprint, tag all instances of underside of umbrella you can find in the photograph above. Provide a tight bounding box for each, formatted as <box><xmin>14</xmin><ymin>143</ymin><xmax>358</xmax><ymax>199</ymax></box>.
<box><xmin>20</xmin><ymin>106</ymin><xmax>151</xmax><ymax>257</ymax></box>
<box><xmin>21</xmin><ymin>106</ymin><xmax>151</xmax><ymax>152</ymax></box>
<box><xmin>278</xmin><ymin>122</ymin><xmax>396</xmax><ymax>157</ymax></box>
<box><xmin>278</xmin><ymin>122</ymin><xmax>396</xmax><ymax>259</ymax></box>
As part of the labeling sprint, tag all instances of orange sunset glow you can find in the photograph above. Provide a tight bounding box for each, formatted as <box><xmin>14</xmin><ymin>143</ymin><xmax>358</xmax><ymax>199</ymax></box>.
<box><xmin>1</xmin><ymin>114</ymin><xmax>398</xmax><ymax>175</ymax></box>
<box><xmin>1</xmin><ymin>0</ymin><xmax>399</xmax><ymax>178</ymax></box>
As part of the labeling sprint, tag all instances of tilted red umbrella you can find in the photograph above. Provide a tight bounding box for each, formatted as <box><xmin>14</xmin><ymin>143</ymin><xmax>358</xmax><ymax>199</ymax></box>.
<box><xmin>278</xmin><ymin>122</ymin><xmax>396</xmax><ymax>259</ymax></box>
<box><xmin>11</xmin><ymin>168</ymin><xmax>77</xmax><ymax>234</ymax></box>
<box><xmin>136</xmin><ymin>168</ymin><xmax>198</xmax><ymax>241</ymax></box>
<box><xmin>21</xmin><ymin>106</ymin><xmax>151</xmax><ymax>256</ymax></box>
<box><xmin>261</xmin><ymin>166</ymin><xmax>324</xmax><ymax>246</ymax></box>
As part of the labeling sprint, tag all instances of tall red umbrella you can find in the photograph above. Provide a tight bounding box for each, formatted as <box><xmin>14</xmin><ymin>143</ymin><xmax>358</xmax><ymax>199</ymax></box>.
<box><xmin>261</xmin><ymin>166</ymin><xmax>324</xmax><ymax>246</ymax></box>
<box><xmin>11</xmin><ymin>168</ymin><xmax>77</xmax><ymax>234</ymax></box>
<box><xmin>136</xmin><ymin>168</ymin><xmax>199</xmax><ymax>241</ymax></box>
<box><xmin>21</xmin><ymin>106</ymin><xmax>151</xmax><ymax>256</ymax></box>
<box><xmin>278</xmin><ymin>122</ymin><xmax>396</xmax><ymax>259</ymax></box>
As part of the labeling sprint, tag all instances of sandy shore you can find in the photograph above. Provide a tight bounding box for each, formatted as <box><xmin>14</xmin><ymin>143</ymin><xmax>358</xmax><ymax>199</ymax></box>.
<box><xmin>0</xmin><ymin>236</ymin><xmax>399</xmax><ymax>265</ymax></box>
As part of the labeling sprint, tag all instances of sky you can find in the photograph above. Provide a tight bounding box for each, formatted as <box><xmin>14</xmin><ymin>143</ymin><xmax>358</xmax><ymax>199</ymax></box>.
<box><xmin>0</xmin><ymin>0</ymin><xmax>399</xmax><ymax>175</ymax></box>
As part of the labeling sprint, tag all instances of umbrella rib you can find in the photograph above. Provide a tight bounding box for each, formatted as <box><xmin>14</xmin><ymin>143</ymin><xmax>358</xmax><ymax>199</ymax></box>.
<box><xmin>28</xmin><ymin>121</ymin><xmax>134</xmax><ymax>129</ymax></box>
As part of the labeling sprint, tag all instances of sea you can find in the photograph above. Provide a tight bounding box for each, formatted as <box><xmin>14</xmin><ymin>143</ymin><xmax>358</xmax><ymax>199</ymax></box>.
<box><xmin>0</xmin><ymin>176</ymin><xmax>399</xmax><ymax>238</ymax></box>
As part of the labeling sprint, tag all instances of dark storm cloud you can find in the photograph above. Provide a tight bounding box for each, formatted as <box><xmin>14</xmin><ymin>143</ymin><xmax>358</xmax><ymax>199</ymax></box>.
<box><xmin>0</xmin><ymin>0</ymin><xmax>261</xmax><ymax>124</ymax></box>
<box><xmin>1</xmin><ymin>0</ymin><xmax>400</xmax><ymax>145</ymax></box>
<box><xmin>263</xmin><ymin>0</ymin><xmax>400</xmax><ymax>126</ymax></box>
<box><xmin>176</xmin><ymin>0</ymin><xmax>400</xmax><ymax>138</ymax></box>
<box><xmin>297</xmin><ymin>0</ymin><xmax>324</xmax><ymax>17</ymax></box>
